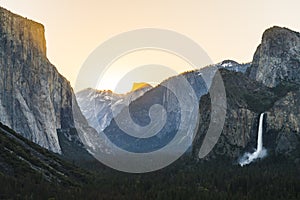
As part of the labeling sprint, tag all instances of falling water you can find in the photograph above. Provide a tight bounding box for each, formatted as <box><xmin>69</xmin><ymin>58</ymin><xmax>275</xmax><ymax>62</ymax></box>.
<box><xmin>239</xmin><ymin>113</ymin><xmax>267</xmax><ymax>166</ymax></box>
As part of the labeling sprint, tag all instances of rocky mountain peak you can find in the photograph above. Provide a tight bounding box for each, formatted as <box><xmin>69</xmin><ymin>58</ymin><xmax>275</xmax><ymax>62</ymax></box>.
<box><xmin>0</xmin><ymin>6</ymin><xmax>46</xmax><ymax>56</ymax></box>
<box><xmin>247</xmin><ymin>26</ymin><xmax>300</xmax><ymax>87</ymax></box>
<box><xmin>263</xmin><ymin>26</ymin><xmax>300</xmax><ymax>41</ymax></box>
<box><xmin>131</xmin><ymin>82</ymin><xmax>152</xmax><ymax>91</ymax></box>
<box><xmin>220</xmin><ymin>59</ymin><xmax>239</xmax><ymax>67</ymax></box>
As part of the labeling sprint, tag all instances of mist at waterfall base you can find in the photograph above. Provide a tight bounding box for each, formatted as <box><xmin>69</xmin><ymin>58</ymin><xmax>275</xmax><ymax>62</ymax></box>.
<box><xmin>239</xmin><ymin>113</ymin><xmax>267</xmax><ymax>166</ymax></box>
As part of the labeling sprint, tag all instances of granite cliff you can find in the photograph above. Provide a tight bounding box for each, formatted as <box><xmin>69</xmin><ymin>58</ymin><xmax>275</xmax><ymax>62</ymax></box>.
<box><xmin>0</xmin><ymin>7</ymin><xmax>89</xmax><ymax>154</ymax></box>
<box><xmin>248</xmin><ymin>26</ymin><xmax>300</xmax><ymax>159</ymax></box>
<box><xmin>195</xmin><ymin>27</ymin><xmax>300</xmax><ymax>160</ymax></box>
<box><xmin>247</xmin><ymin>26</ymin><xmax>300</xmax><ymax>87</ymax></box>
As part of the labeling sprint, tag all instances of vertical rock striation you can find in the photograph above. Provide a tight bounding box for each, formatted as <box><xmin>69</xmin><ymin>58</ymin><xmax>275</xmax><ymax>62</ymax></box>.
<box><xmin>0</xmin><ymin>7</ymin><xmax>76</xmax><ymax>153</ymax></box>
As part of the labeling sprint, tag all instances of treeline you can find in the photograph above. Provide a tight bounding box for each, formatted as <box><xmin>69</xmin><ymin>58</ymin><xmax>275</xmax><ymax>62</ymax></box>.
<box><xmin>0</xmin><ymin>122</ymin><xmax>299</xmax><ymax>199</ymax></box>
<box><xmin>1</xmin><ymin>156</ymin><xmax>299</xmax><ymax>200</ymax></box>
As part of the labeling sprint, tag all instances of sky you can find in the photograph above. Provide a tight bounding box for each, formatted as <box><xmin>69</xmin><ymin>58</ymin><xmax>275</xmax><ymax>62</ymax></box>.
<box><xmin>0</xmin><ymin>0</ymin><xmax>300</xmax><ymax>93</ymax></box>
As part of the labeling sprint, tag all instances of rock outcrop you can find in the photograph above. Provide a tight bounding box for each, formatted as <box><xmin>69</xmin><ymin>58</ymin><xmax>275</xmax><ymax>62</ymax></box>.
<box><xmin>194</xmin><ymin>26</ymin><xmax>300</xmax><ymax>160</ymax></box>
<box><xmin>193</xmin><ymin>69</ymin><xmax>270</xmax><ymax>159</ymax></box>
<box><xmin>266</xmin><ymin>88</ymin><xmax>300</xmax><ymax>156</ymax></box>
<box><xmin>245</xmin><ymin>26</ymin><xmax>300</xmax><ymax>158</ymax></box>
<box><xmin>0</xmin><ymin>7</ymin><xmax>81</xmax><ymax>153</ymax></box>
<box><xmin>247</xmin><ymin>26</ymin><xmax>300</xmax><ymax>87</ymax></box>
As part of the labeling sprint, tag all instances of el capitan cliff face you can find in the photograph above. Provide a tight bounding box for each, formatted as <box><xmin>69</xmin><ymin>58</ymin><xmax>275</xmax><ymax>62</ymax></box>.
<box><xmin>0</xmin><ymin>7</ymin><xmax>77</xmax><ymax>153</ymax></box>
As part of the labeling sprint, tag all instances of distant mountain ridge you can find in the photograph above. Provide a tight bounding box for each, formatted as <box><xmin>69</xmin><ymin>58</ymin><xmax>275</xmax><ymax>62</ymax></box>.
<box><xmin>76</xmin><ymin>86</ymin><xmax>152</xmax><ymax>133</ymax></box>
<box><xmin>92</xmin><ymin>61</ymin><xmax>248</xmax><ymax>155</ymax></box>
<box><xmin>0</xmin><ymin>5</ymin><xmax>299</xmax><ymax>166</ymax></box>
<box><xmin>131</xmin><ymin>82</ymin><xmax>152</xmax><ymax>91</ymax></box>
<box><xmin>96</xmin><ymin>27</ymin><xmax>300</xmax><ymax>161</ymax></box>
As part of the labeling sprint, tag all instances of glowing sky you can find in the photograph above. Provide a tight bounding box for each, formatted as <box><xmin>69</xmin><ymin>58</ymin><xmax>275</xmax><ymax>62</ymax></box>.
<box><xmin>1</xmin><ymin>0</ymin><xmax>299</xmax><ymax>93</ymax></box>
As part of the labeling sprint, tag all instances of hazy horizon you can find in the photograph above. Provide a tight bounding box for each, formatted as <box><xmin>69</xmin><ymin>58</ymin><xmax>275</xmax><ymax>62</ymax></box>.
<box><xmin>1</xmin><ymin>0</ymin><xmax>300</xmax><ymax>92</ymax></box>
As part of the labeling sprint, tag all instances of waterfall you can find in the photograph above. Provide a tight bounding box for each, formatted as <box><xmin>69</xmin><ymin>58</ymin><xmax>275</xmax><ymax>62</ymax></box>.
<box><xmin>239</xmin><ymin>113</ymin><xmax>267</xmax><ymax>166</ymax></box>
<box><xmin>256</xmin><ymin>113</ymin><xmax>264</xmax><ymax>152</ymax></box>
